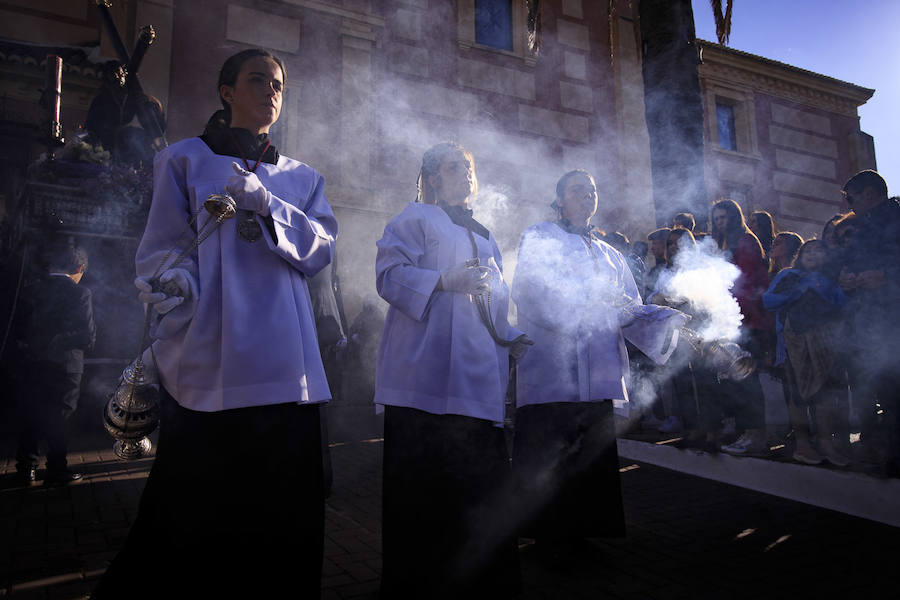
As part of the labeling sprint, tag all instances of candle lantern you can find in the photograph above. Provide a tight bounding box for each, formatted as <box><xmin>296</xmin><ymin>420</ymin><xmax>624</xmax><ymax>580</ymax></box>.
<box><xmin>44</xmin><ymin>54</ymin><xmax>64</xmax><ymax>146</ymax></box>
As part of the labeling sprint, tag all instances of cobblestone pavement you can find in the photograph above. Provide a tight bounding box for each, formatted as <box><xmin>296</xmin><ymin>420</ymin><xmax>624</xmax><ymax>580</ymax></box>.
<box><xmin>2</xmin><ymin>430</ymin><xmax>899</xmax><ymax>599</ymax></box>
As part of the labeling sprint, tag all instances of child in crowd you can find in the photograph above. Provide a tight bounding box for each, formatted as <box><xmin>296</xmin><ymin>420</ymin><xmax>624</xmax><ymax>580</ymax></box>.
<box><xmin>768</xmin><ymin>231</ymin><xmax>803</xmax><ymax>276</ymax></box>
<box><xmin>763</xmin><ymin>240</ymin><xmax>850</xmax><ymax>466</ymax></box>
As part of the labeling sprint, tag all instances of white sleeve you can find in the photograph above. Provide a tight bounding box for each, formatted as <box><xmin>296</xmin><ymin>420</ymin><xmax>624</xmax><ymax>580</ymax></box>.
<box><xmin>263</xmin><ymin>172</ymin><xmax>336</xmax><ymax>278</ymax></box>
<box><xmin>375</xmin><ymin>207</ymin><xmax>441</xmax><ymax>322</ymax></box>
<box><xmin>135</xmin><ymin>149</ymin><xmax>200</xmax><ymax>340</ymax></box>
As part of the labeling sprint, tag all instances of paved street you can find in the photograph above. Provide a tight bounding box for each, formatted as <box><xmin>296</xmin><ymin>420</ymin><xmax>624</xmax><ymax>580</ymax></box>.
<box><xmin>2</xmin><ymin>424</ymin><xmax>899</xmax><ymax>599</ymax></box>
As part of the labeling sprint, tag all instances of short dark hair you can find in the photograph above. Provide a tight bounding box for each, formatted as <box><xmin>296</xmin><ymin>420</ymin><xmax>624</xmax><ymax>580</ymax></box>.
<box><xmin>834</xmin><ymin>212</ymin><xmax>860</xmax><ymax>238</ymax></box>
<box><xmin>42</xmin><ymin>239</ymin><xmax>88</xmax><ymax>274</ymax></box>
<box><xmin>843</xmin><ymin>169</ymin><xmax>888</xmax><ymax>197</ymax></box>
<box><xmin>669</xmin><ymin>227</ymin><xmax>695</xmax><ymax>244</ymax></box>
<box><xmin>555</xmin><ymin>169</ymin><xmax>594</xmax><ymax>201</ymax></box>
<box><xmin>834</xmin><ymin>211</ymin><xmax>858</xmax><ymax>226</ymax></box>
<box><xmin>673</xmin><ymin>212</ymin><xmax>695</xmax><ymax>231</ymax></box>
<box><xmin>774</xmin><ymin>231</ymin><xmax>803</xmax><ymax>262</ymax></box>
<box><xmin>648</xmin><ymin>227</ymin><xmax>671</xmax><ymax>241</ymax></box>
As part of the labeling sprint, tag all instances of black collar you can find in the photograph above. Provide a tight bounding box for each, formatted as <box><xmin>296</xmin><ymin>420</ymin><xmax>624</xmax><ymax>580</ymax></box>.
<box><xmin>437</xmin><ymin>201</ymin><xmax>490</xmax><ymax>241</ymax></box>
<box><xmin>200</xmin><ymin>126</ymin><xmax>279</xmax><ymax>165</ymax></box>
<box><xmin>554</xmin><ymin>217</ymin><xmax>593</xmax><ymax>237</ymax></box>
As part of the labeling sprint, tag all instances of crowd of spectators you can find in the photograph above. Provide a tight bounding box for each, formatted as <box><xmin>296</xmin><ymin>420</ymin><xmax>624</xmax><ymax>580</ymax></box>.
<box><xmin>601</xmin><ymin>170</ymin><xmax>899</xmax><ymax>478</ymax></box>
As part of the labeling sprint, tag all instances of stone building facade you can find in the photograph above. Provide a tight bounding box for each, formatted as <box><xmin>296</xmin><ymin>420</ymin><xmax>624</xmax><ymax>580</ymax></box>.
<box><xmin>0</xmin><ymin>0</ymin><xmax>877</xmax><ymax>321</ymax></box>
<box><xmin>697</xmin><ymin>40</ymin><xmax>875</xmax><ymax>239</ymax></box>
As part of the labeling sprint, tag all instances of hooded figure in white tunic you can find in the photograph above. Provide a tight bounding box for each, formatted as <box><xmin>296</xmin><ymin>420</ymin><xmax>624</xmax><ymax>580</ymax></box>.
<box><xmin>511</xmin><ymin>170</ymin><xmax>685</xmax><ymax>551</ymax></box>
<box><xmin>93</xmin><ymin>49</ymin><xmax>334</xmax><ymax>600</ymax></box>
<box><xmin>375</xmin><ymin>142</ymin><xmax>531</xmax><ymax>599</ymax></box>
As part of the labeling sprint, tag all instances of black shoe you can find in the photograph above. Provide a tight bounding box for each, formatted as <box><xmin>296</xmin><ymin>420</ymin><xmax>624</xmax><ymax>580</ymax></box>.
<box><xmin>13</xmin><ymin>467</ymin><xmax>37</xmax><ymax>486</ymax></box>
<box><xmin>44</xmin><ymin>469</ymin><xmax>83</xmax><ymax>486</ymax></box>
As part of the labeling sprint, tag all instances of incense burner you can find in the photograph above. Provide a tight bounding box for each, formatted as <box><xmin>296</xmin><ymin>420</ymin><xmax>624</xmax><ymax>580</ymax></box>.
<box><xmin>103</xmin><ymin>360</ymin><xmax>159</xmax><ymax>459</ymax></box>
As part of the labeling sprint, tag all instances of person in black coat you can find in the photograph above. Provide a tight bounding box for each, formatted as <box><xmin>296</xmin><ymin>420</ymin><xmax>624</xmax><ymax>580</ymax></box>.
<box><xmin>838</xmin><ymin>170</ymin><xmax>900</xmax><ymax>476</ymax></box>
<box><xmin>14</xmin><ymin>239</ymin><xmax>95</xmax><ymax>486</ymax></box>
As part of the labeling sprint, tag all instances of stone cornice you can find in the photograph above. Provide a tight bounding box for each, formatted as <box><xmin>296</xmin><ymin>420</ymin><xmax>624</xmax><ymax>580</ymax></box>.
<box><xmin>0</xmin><ymin>46</ymin><xmax>104</xmax><ymax>81</ymax></box>
<box><xmin>698</xmin><ymin>41</ymin><xmax>874</xmax><ymax>117</ymax></box>
<box><xmin>274</xmin><ymin>0</ymin><xmax>385</xmax><ymax>28</ymax></box>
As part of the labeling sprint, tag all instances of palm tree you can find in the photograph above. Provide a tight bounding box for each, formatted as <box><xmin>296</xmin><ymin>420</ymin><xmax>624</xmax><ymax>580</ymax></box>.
<box><xmin>639</xmin><ymin>0</ymin><xmax>733</xmax><ymax>227</ymax></box>
<box><xmin>709</xmin><ymin>0</ymin><xmax>734</xmax><ymax>45</ymax></box>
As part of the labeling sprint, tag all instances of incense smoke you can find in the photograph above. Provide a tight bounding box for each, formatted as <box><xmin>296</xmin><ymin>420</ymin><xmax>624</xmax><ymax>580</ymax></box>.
<box><xmin>660</xmin><ymin>236</ymin><xmax>743</xmax><ymax>342</ymax></box>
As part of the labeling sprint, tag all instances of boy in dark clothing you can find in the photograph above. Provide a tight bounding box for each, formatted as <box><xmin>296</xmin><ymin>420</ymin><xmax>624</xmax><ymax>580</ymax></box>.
<box><xmin>15</xmin><ymin>240</ymin><xmax>95</xmax><ymax>486</ymax></box>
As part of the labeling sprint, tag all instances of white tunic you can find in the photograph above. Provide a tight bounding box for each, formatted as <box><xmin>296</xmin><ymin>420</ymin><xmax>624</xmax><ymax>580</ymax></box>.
<box><xmin>374</xmin><ymin>202</ymin><xmax>522</xmax><ymax>424</ymax></box>
<box><xmin>137</xmin><ymin>138</ymin><xmax>336</xmax><ymax>412</ymax></box>
<box><xmin>512</xmin><ymin>221</ymin><xmax>684</xmax><ymax>409</ymax></box>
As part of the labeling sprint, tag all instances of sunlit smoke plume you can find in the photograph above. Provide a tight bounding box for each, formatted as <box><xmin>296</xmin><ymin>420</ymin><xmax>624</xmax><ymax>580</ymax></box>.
<box><xmin>659</xmin><ymin>236</ymin><xmax>743</xmax><ymax>342</ymax></box>
<box><xmin>471</xmin><ymin>183</ymin><xmax>512</xmax><ymax>239</ymax></box>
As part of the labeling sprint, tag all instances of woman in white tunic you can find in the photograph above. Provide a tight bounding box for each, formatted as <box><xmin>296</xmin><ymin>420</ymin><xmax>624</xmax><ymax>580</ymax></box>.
<box><xmin>512</xmin><ymin>170</ymin><xmax>684</xmax><ymax>556</ymax></box>
<box><xmin>93</xmin><ymin>49</ymin><xmax>336</xmax><ymax>599</ymax></box>
<box><xmin>375</xmin><ymin>142</ymin><xmax>531</xmax><ymax>598</ymax></box>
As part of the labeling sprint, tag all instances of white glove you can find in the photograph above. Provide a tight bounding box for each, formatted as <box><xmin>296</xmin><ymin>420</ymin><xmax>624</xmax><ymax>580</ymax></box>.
<box><xmin>439</xmin><ymin>262</ymin><xmax>493</xmax><ymax>295</ymax></box>
<box><xmin>225</xmin><ymin>162</ymin><xmax>271</xmax><ymax>215</ymax></box>
<box><xmin>134</xmin><ymin>268</ymin><xmax>195</xmax><ymax>315</ymax></box>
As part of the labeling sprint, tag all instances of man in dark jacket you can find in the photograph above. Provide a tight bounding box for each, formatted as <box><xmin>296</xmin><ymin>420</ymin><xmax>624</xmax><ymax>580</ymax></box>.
<box><xmin>839</xmin><ymin>170</ymin><xmax>900</xmax><ymax>476</ymax></box>
<box><xmin>15</xmin><ymin>240</ymin><xmax>96</xmax><ymax>485</ymax></box>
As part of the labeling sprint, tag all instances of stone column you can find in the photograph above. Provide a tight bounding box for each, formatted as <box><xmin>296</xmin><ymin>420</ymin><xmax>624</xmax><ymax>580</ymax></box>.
<box><xmin>338</xmin><ymin>11</ymin><xmax>378</xmax><ymax>201</ymax></box>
